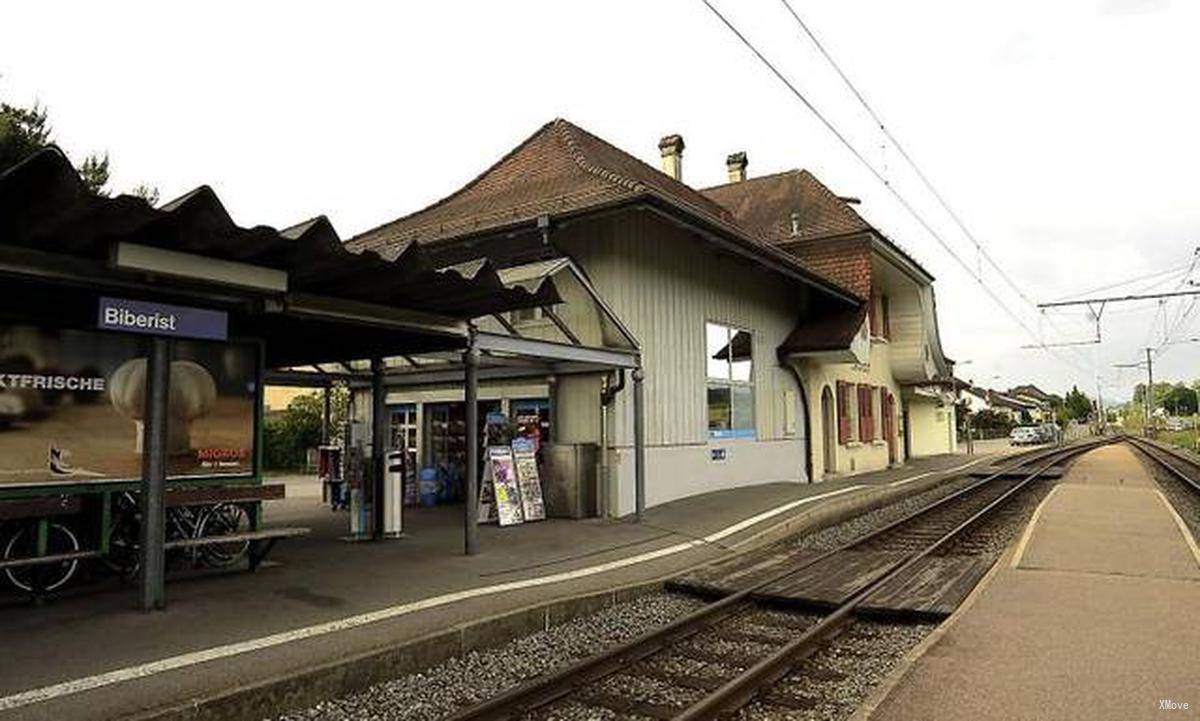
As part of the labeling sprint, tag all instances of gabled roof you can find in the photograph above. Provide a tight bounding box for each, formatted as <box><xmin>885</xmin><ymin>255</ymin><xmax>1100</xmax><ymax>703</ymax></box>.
<box><xmin>347</xmin><ymin>118</ymin><xmax>859</xmax><ymax>305</ymax></box>
<box><xmin>702</xmin><ymin>169</ymin><xmax>933</xmax><ymax>284</ymax></box>
<box><xmin>701</xmin><ymin>169</ymin><xmax>870</xmax><ymax>243</ymax></box>
<box><xmin>1008</xmin><ymin>384</ymin><xmax>1058</xmax><ymax>404</ymax></box>
<box><xmin>988</xmin><ymin>391</ymin><xmax>1037</xmax><ymax>411</ymax></box>
<box><xmin>351</xmin><ymin>119</ymin><xmax>736</xmax><ymax>256</ymax></box>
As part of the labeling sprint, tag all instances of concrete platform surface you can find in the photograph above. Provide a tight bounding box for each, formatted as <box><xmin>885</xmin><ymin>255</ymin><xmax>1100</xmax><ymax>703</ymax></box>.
<box><xmin>869</xmin><ymin>444</ymin><xmax>1200</xmax><ymax>721</ymax></box>
<box><xmin>0</xmin><ymin>444</ymin><xmax>1012</xmax><ymax>721</ymax></box>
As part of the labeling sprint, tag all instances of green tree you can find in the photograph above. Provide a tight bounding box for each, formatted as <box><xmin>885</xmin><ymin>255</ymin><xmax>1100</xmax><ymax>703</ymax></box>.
<box><xmin>263</xmin><ymin>387</ymin><xmax>350</xmax><ymax>470</ymax></box>
<box><xmin>76</xmin><ymin>152</ymin><xmax>110</xmax><ymax>195</ymax></box>
<box><xmin>1063</xmin><ymin>386</ymin><xmax>1092</xmax><ymax>421</ymax></box>
<box><xmin>0</xmin><ymin>96</ymin><xmax>148</xmax><ymax>196</ymax></box>
<box><xmin>130</xmin><ymin>182</ymin><xmax>159</xmax><ymax>205</ymax></box>
<box><xmin>0</xmin><ymin>101</ymin><xmax>51</xmax><ymax>169</ymax></box>
<box><xmin>1161</xmin><ymin>383</ymin><xmax>1198</xmax><ymax>415</ymax></box>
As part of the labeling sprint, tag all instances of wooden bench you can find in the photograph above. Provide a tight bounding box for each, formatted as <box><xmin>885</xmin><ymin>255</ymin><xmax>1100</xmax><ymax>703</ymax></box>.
<box><xmin>0</xmin><ymin>549</ymin><xmax>101</xmax><ymax>571</ymax></box>
<box><xmin>165</xmin><ymin>526</ymin><xmax>311</xmax><ymax>571</ymax></box>
<box><xmin>0</xmin><ymin>495</ymin><xmax>82</xmax><ymax>521</ymax></box>
<box><xmin>165</xmin><ymin>483</ymin><xmax>286</xmax><ymax>507</ymax></box>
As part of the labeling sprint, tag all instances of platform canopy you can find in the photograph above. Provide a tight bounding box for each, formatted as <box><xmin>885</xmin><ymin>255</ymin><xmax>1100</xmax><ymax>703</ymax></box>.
<box><xmin>0</xmin><ymin>147</ymin><xmax>561</xmax><ymax>367</ymax></box>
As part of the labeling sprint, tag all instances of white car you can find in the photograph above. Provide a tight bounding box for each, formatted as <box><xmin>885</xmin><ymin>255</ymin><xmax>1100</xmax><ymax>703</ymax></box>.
<box><xmin>1010</xmin><ymin>426</ymin><xmax>1040</xmax><ymax>446</ymax></box>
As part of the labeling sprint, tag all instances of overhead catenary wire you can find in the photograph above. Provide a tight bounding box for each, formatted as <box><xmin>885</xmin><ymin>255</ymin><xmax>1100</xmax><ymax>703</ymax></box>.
<box><xmin>778</xmin><ymin>0</ymin><xmax>1033</xmax><ymax>309</ymax></box>
<box><xmin>775</xmin><ymin>0</ymin><xmax>1099</xmax><ymax>371</ymax></box>
<box><xmin>698</xmin><ymin>0</ymin><xmax>1091</xmax><ymax>375</ymax></box>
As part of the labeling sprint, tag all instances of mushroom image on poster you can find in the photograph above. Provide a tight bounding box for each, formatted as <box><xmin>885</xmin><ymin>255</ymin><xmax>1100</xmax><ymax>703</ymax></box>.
<box><xmin>0</xmin><ymin>326</ymin><xmax>256</xmax><ymax>486</ymax></box>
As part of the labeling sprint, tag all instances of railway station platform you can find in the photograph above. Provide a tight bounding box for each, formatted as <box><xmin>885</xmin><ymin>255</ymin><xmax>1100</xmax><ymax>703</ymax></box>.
<box><xmin>0</xmin><ymin>443</ymin><xmax>1015</xmax><ymax>721</ymax></box>
<box><xmin>864</xmin><ymin>443</ymin><xmax>1200</xmax><ymax>721</ymax></box>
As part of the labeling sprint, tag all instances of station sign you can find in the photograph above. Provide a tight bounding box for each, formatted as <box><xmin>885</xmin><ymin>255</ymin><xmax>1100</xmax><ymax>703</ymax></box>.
<box><xmin>97</xmin><ymin>297</ymin><xmax>228</xmax><ymax>341</ymax></box>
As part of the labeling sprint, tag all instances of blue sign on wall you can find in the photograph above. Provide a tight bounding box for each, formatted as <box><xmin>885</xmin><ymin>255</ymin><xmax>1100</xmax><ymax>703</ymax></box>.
<box><xmin>97</xmin><ymin>297</ymin><xmax>228</xmax><ymax>341</ymax></box>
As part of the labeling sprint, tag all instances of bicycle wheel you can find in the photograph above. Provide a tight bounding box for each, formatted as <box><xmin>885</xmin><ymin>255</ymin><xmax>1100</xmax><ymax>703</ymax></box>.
<box><xmin>102</xmin><ymin>512</ymin><xmax>141</xmax><ymax>580</ymax></box>
<box><xmin>3</xmin><ymin>522</ymin><xmax>81</xmax><ymax>592</ymax></box>
<box><xmin>196</xmin><ymin>503</ymin><xmax>250</xmax><ymax>568</ymax></box>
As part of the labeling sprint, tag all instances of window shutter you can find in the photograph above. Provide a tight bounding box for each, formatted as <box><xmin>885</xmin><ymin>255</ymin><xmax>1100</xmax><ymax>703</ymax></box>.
<box><xmin>857</xmin><ymin>384</ymin><xmax>870</xmax><ymax>441</ymax></box>
<box><xmin>836</xmin><ymin>382</ymin><xmax>850</xmax><ymax>445</ymax></box>
<box><xmin>881</xmin><ymin>295</ymin><xmax>891</xmax><ymax>339</ymax></box>
<box><xmin>868</xmin><ymin>294</ymin><xmax>879</xmax><ymax>336</ymax></box>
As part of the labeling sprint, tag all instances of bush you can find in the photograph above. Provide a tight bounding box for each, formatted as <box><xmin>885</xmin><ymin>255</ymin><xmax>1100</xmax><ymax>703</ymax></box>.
<box><xmin>263</xmin><ymin>388</ymin><xmax>348</xmax><ymax>471</ymax></box>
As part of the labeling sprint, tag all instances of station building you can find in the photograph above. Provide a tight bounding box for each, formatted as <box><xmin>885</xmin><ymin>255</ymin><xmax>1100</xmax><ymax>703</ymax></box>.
<box><xmin>345</xmin><ymin>119</ymin><xmax>958</xmax><ymax>515</ymax></box>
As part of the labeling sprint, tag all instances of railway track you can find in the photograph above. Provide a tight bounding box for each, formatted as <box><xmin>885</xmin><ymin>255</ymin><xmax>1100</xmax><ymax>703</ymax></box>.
<box><xmin>1123</xmin><ymin>435</ymin><xmax>1200</xmax><ymax>533</ymax></box>
<box><xmin>447</xmin><ymin>439</ymin><xmax>1109</xmax><ymax>721</ymax></box>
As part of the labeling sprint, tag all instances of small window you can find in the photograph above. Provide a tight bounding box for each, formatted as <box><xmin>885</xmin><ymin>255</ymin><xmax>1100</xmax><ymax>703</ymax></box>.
<box><xmin>706</xmin><ymin>322</ymin><xmax>755</xmax><ymax>439</ymax></box>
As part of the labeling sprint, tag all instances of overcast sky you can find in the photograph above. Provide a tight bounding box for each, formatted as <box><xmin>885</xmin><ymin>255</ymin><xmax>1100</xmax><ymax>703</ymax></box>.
<box><xmin>4</xmin><ymin>0</ymin><xmax>1197</xmax><ymax>402</ymax></box>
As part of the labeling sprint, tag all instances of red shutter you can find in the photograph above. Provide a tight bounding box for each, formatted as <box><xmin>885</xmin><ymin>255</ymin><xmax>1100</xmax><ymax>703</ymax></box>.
<box><xmin>836</xmin><ymin>382</ymin><xmax>850</xmax><ymax>444</ymax></box>
<box><xmin>857</xmin><ymin>384</ymin><xmax>870</xmax><ymax>441</ymax></box>
<box><xmin>866</xmin><ymin>385</ymin><xmax>876</xmax><ymax>440</ymax></box>
<box><xmin>881</xmin><ymin>295</ymin><xmax>891</xmax><ymax>339</ymax></box>
<box><xmin>868</xmin><ymin>294</ymin><xmax>879</xmax><ymax>336</ymax></box>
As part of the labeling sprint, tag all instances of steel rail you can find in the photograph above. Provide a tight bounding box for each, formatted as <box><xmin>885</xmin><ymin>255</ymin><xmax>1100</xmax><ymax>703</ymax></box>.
<box><xmin>445</xmin><ymin>440</ymin><xmax>1106</xmax><ymax>721</ymax></box>
<box><xmin>671</xmin><ymin>440</ymin><xmax>1106</xmax><ymax>721</ymax></box>
<box><xmin>1124</xmin><ymin>436</ymin><xmax>1200</xmax><ymax>495</ymax></box>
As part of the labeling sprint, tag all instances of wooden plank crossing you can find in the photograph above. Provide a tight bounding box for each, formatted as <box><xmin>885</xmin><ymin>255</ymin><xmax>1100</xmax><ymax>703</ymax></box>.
<box><xmin>670</xmin><ymin>544</ymin><xmax>997</xmax><ymax>620</ymax></box>
<box><xmin>860</xmin><ymin>555</ymin><xmax>994</xmax><ymax>620</ymax></box>
<box><xmin>755</xmin><ymin>551</ymin><xmax>906</xmax><ymax>608</ymax></box>
<box><xmin>667</xmin><ymin>545</ymin><xmax>827</xmax><ymax>596</ymax></box>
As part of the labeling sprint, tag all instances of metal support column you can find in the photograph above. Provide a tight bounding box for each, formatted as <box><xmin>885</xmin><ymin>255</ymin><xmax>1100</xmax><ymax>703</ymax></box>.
<box><xmin>322</xmin><ymin>385</ymin><xmax>332</xmax><ymax>444</ymax></box>
<box><xmin>632</xmin><ymin>366</ymin><xmax>646</xmax><ymax>522</ymax></box>
<box><xmin>371</xmin><ymin>358</ymin><xmax>387</xmax><ymax>540</ymax></box>
<box><xmin>464</xmin><ymin>335</ymin><xmax>481</xmax><ymax>555</ymax></box>
<box><xmin>547</xmin><ymin>374</ymin><xmax>559</xmax><ymax>442</ymax></box>
<box><xmin>139</xmin><ymin>338</ymin><xmax>171</xmax><ymax>611</ymax></box>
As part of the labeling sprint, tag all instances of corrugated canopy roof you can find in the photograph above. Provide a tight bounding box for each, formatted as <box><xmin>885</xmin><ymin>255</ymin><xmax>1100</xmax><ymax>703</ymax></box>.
<box><xmin>0</xmin><ymin>147</ymin><xmax>560</xmax><ymax>321</ymax></box>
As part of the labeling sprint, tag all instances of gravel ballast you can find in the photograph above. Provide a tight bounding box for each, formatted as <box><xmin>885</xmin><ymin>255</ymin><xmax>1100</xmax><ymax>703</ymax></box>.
<box><xmin>272</xmin><ymin>592</ymin><xmax>704</xmax><ymax>721</ymax></box>
<box><xmin>738</xmin><ymin>621</ymin><xmax>935</xmax><ymax>721</ymax></box>
<box><xmin>792</xmin><ymin>476</ymin><xmax>979</xmax><ymax>552</ymax></box>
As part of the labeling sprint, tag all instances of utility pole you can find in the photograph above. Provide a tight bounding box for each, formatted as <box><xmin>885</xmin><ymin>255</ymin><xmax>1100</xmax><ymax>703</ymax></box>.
<box><xmin>1145</xmin><ymin>347</ymin><xmax>1154</xmax><ymax>436</ymax></box>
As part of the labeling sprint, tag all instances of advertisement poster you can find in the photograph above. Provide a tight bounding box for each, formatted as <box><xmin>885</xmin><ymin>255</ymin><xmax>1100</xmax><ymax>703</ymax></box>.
<box><xmin>0</xmin><ymin>325</ymin><xmax>257</xmax><ymax>487</ymax></box>
<box><xmin>484</xmin><ymin>445</ymin><xmax>524</xmax><ymax>527</ymax></box>
<box><xmin>511</xmin><ymin>437</ymin><xmax>545</xmax><ymax>522</ymax></box>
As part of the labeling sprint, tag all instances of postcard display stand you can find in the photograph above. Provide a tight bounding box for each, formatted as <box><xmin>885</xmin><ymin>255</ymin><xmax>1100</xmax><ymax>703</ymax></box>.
<box><xmin>477</xmin><ymin>439</ymin><xmax>546</xmax><ymax>526</ymax></box>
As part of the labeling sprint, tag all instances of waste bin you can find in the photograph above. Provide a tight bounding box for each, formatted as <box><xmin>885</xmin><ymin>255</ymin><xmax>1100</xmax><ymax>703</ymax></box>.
<box><xmin>384</xmin><ymin>450</ymin><xmax>404</xmax><ymax>536</ymax></box>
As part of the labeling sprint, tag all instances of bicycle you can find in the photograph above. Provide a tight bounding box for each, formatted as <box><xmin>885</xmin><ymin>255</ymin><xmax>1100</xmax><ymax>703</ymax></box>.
<box><xmin>103</xmin><ymin>492</ymin><xmax>251</xmax><ymax>579</ymax></box>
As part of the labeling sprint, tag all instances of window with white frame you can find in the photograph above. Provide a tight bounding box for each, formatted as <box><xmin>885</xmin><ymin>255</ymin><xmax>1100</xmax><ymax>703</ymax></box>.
<box><xmin>706</xmin><ymin>322</ymin><xmax>755</xmax><ymax>439</ymax></box>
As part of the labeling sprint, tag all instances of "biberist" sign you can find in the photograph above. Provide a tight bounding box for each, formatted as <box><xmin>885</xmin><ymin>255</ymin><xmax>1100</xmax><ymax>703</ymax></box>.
<box><xmin>97</xmin><ymin>297</ymin><xmax>228</xmax><ymax>341</ymax></box>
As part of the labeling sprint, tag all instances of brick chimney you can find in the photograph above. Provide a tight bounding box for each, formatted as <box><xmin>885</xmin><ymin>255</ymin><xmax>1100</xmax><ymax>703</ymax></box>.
<box><xmin>726</xmin><ymin>151</ymin><xmax>748</xmax><ymax>183</ymax></box>
<box><xmin>658</xmin><ymin>134</ymin><xmax>685</xmax><ymax>181</ymax></box>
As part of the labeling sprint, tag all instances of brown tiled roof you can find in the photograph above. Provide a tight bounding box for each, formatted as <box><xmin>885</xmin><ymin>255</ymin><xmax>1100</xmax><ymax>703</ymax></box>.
<box><xmin>778</xmin><ymin>304</ymin><xmax>867</xmax><ymax>356</ymax></box>
<box><xmin>349</xmin><ymin>119</ymin><xmax>736</xmax><ymax>257</ymax></box>
<box><xmin>701</xmin><ymin>169</ymin><xmax>870</xmax><ymax>244</ymax></box>
<box><xmin>346</xmin><ymin>119</ymin><xmax>859</xmax><ymax>303</ymax></box>
<box><xmin>779</xmin><ymin>236</ymin><xmax>872</xmax><ymax>299</ymax></box>
<box><xmin>703</xmin><ymin>169</ymin><xmax>933</xmax><ymax>285</ymax></box>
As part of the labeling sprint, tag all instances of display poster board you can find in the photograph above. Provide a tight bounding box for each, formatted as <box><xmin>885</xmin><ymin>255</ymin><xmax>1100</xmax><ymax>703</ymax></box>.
<box><xmin>511</xmin><ymin>437</ymin><xmax>545</xmax><ymax>522</ymax></box>
<box><xmin>483</xmin><ymin>444</ymin><xmax>524</xmax><ymax>526</ymax></box>
<box><xmin>0</xmin><ymin>324</ymin><xmax>257</xmax><ymax>487</ymax></box>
